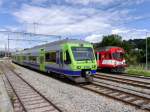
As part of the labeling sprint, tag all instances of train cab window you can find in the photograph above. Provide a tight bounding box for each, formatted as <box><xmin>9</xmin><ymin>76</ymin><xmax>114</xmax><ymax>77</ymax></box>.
<box><xmin>64</xmin><ymin>50</ymin><xmax>71</xmax><ymax>64</ymax></box>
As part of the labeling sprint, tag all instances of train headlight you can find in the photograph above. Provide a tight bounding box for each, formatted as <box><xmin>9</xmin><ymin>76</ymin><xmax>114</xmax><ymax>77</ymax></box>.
<box><xmin>77</xmin><ymin>66</ymin><xmax>81</xmax><ymax>69</ymax></box>
<box><xmin>86</xmin><ymin>71</ymin><xmax>91</xmax><ymax>75</ymax></box>
<box><xmin>114</xmin><ymin>61</ymin><xmax>117</xmax><ymax>66</ymax></box>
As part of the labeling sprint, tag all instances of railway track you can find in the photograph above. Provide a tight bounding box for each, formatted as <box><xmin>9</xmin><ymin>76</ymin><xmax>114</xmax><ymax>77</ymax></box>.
<box><xmin>1</xmin><ymin>61</ymin><xmax>150</xmax><ymax>111</ymax></box>
<box><xmin>97</xmin><ymin>72</ymin><xmax>150</xmax><ymax>79</ymax></box>
<box><xmin>122</xmin><ymin>73</ymin><xmax>150</xmax><ymax>79</ymax></box>
<box><xmin>94</xmin><ymin>74</ymin><xmax>150</xmax><ymax>90</ymax></box>
<box><xmin>80</xmin><ymin>82</ymin><xmax>150</xmax><ymax>111</ymax></box>
<box><xmin>0</xmin><ymin>62</ymin><xmax>62</xmax><ymax>112</ymax></box>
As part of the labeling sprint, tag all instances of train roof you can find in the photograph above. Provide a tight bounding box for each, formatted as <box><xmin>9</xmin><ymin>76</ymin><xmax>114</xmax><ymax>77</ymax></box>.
<box><xmin>14</xmin><ymin>39</ymin><xmax>91</xmax><ymax>54</ymax></box>
<box><xmin>32</xmin><ymin>39</ymin><xmax>90</xmax><ymax>49</ymax></box>
<box><xmin>95</xmin><ymin>46</ymin><xmax>124</xmax><ymax>52</ymax></box>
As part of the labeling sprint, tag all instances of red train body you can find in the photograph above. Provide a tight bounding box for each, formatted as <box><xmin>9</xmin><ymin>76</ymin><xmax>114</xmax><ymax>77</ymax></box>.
<box><xmin>95</xmin><ymin>46</ymin><xmax>127</xmax><ymax>72</ymax></box>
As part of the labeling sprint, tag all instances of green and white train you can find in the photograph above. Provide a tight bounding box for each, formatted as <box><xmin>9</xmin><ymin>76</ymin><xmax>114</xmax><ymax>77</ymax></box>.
<box><xmin>12</xmin><ymin>39</ymin><xmax>97</xmax><ymax>83</ymax></box>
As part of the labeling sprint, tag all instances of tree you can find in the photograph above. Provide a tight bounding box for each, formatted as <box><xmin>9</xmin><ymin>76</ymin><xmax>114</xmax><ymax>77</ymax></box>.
<box><xmin>101</xmin><ymin>34</ymin><xmax>122</xmax><ymax>47</ymax></box>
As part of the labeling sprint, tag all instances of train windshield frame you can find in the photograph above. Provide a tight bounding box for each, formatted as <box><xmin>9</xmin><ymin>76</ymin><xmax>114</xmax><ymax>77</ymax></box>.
<box><xmin>71</xmin><ymin>47</ymin><xmax>95</xmax><ymax>61</ymax></box>
<box><xmin>112</xmin><ymin>52</ymin><xmax>124</xmax><ymax>60</ymax></box>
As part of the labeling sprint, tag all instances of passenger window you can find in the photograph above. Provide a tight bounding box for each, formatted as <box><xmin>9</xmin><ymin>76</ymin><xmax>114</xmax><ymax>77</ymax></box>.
<box><xmin>45</xmin><ymin>53</ymin><xmax>50</xmax><ymax>62</ymax></box>
<box><xmin>29</xmin><ymin>56</ymin><xmax>37</xmax><ymax>62</ymax></box>
<box><xmin>64</xmin><ymin>50</ymin><xmax>71</xmax><ymax>64</ymax></box>
<box><xmin>45</xmin><ymin>52</ymin><xmax>56</xmax><ymax>63</ymax></box>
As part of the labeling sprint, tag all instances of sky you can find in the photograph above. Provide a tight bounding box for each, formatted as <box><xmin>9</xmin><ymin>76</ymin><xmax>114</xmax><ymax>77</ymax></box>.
<box><xmin>0</xmin><ymin>0</ymin><xmax>150</xmax><ymax>50</ymax></box>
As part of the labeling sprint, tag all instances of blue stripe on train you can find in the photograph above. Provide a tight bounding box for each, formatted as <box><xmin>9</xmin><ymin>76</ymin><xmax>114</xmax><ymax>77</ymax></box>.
<box><xmin>23</xmin><ymin>61</ymin><xmax>40</xmax><ymax>70</ymax></box>
<box><xmin>23</xmin><ymin>61</ymin><xmax>96</xmax><ymax>76</ymax></box>
<box><xmin>45</xmin><ymin>66</ymin><xmax>96</xmax><ymax>76</ymax></box>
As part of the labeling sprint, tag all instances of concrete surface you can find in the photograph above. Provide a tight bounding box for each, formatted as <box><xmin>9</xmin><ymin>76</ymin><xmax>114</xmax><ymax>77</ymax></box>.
<box><xmin>0</xmin><ymin>75</ymin><xmax>14</xmax><ymax>112</ymax></box>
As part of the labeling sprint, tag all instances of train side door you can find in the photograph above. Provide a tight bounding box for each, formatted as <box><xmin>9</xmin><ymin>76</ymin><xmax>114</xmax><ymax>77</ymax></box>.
<box><xmin>39</xmin><ymin>48</ymin><xmax>45</xmax><ymax>71</ymax></box>
<box><xmin>59</xmin><ymin>50</ymin><xmax>63</xmax><ymax>68</ymax></box>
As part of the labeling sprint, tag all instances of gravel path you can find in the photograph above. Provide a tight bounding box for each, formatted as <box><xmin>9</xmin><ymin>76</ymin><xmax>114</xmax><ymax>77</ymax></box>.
<box><xmin>13</xmin><ymin>63</ymin><xmax>147</xmax><ymax>112</ymax></box>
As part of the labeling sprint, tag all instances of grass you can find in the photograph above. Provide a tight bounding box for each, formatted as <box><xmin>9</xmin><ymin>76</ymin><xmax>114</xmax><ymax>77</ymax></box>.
<box><xmin>126</xmin><ymin>66</ymin><xmax>150</xmax><ymax>77</ymax></box>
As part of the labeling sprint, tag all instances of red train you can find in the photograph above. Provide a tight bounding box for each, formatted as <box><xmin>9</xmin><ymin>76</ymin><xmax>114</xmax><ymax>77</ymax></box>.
<box><xmin>95</xmin><ymin>46</ymin><xmax>127</xmax><ymax>72</ymax></box>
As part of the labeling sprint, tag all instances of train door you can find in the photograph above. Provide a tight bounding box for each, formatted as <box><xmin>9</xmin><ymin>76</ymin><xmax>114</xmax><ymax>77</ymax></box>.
<box><xmin>59</xmin><ymin>50</ymin><xmax>63</xmax><ymax>68</ymax></box>
<box><xmin>39</xmin><ymin>48</ymin><xmax>45</xmax><ymax>71</ymax></box>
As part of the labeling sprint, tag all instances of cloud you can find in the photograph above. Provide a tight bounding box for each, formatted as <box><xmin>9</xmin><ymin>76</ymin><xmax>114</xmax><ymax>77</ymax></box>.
<box><xmin>65</xmin><ymin>0</ymin><xmax>146</xmax><ymax>6</ymax></box>
<box><xmin>65</xmin><ymin>0</ymin><xmax>115</xmax><ymax>5</ymax></box>
<box><xmin>85</xmin><ymin>34</ymin><xmax>104</xmax><ymax>43</ymax></box>
<box><xmin>111</xmin><ymin>28</ymin><xmax>148</xmax><ymax>40</ymax></box>
<box><xmin>85</xmin><ymin>27</ymin><xmax>149</xmax><ymax>43</ymax></box>
<box><xmin>31</xmin><ymin>0</ymin><xmax>49</xmax><ymax>5</ymax></box>
<box><xmin>112</xmin><ymin>28</ymin><xmax>130</xmax><ymax>34</ymax></box>
<box><xmin>11</xmin><ymin>1</ymin><xmax>149</xmax><ymax>44</ymax></box>
<box><xmin>13</xmin><ymin>4</ymin><xmax>133</xmax><ymax>37</ymax></box>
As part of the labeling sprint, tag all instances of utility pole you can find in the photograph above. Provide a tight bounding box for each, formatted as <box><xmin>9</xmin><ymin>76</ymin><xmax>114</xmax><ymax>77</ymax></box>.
<box><xmin>146</xmin><ymin>32</ymin><xmax>148</xmax><ymax>70</ymax></box>
<box><xmin>7</xmin><ymin>34</ymin><xmax>9</xmax><ymax>57</ymax></box>
<box><xmin>5</xmin><ymin>43</ymin><xmax>7</xmax><ymax>57</ymax></box>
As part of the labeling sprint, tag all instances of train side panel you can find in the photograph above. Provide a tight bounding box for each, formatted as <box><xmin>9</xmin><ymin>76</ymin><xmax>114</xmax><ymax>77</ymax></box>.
<box><xmin>12</xmin><ymin>39</ymin><xmax>97</xmax><ymax>82</ymax></box>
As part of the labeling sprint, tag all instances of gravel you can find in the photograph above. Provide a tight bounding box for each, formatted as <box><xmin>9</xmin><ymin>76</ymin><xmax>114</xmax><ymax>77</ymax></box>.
<box><xmin>13</xmin><ymin>63</ymin><xmax>147</xmax><ymax>112</ymax></box>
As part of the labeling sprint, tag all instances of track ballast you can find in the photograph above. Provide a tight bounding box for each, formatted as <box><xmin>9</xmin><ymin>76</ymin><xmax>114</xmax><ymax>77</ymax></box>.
<box><xmin>80</xmin><ymin>81</ymin><xmax>150</xmax><ymax>111</ymax></box>
<box><xmin>0</xmin><ymin>62</ymin><xmax>62</xmax><ymax>112</ymax></box>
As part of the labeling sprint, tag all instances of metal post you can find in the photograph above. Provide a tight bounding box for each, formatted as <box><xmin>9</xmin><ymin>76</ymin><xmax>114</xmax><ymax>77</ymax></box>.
<box><xmin>5</xmin><ymin>43</ymin><xmax>7</xmax><ymax>57</ymax></box>
<box><xmin>8</xmin><ymin>34</ymin><xmax>9</xmax><ymax>57</ymax></box>
<box><xmin>146</xmin><ymin>32</ymin><xmax>148</xmax><ymax>70</ymax></box>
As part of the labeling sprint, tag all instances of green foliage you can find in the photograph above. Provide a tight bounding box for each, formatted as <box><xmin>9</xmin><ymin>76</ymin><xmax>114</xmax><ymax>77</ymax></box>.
<box><xmin>127</xmin><ymin>66</ymin><xmax>150</xmax><ymax>77</ymax></box>
<box><xmin>101</xmin><ymin>34</ymin><xmax>122</xmax><ymax>47</ymax></box>
<box><xmin>124</xmin><ymin>53</ymin><xmax>137</xmax><ymax>65</ymax></box>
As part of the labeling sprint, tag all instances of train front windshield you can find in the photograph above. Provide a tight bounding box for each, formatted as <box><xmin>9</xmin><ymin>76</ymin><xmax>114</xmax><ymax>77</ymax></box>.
<box><xmin>71</xmin><ymin>47</ymin><xmax>95</xmax><ymax>61</ymax></box>
<box><xmin>112</xmin><ymin>52</ymin><xmax>124</xmax><ymax>60</ymax></box>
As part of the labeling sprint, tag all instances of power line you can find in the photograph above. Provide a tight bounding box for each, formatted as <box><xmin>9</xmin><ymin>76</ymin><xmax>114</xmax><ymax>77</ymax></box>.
<box><xmin>0</xmin><ymin>30</ymin><xmax>61</xmax><ymax>39</ymax></box>
<box><xmin>8</xmin><ymin>38</ymin><xmax>48</xmax><ymax>42</ymax></box>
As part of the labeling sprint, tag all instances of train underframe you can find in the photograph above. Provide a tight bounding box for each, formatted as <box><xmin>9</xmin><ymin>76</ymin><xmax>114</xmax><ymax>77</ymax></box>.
<box><xmin>67</xmin><ymin>69</ymin><xmax>94</xmax><ymax>83</ymax></box>
<box><xmin>99</xmin><ymin>66</ymin><xmax>125</xmax><ymax>73</ymax></box>
<box><xmin>111</xmin><ymin>66</ymin><xmax>125</xmax><ymax>73</ymax></box>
